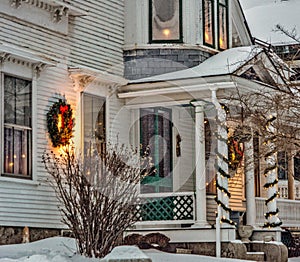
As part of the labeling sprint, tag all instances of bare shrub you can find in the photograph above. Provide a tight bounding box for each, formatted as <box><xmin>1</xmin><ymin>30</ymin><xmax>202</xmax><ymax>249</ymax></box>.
<box><xmin>42</xmin><ymin>142</ymin><xmax>153</xmax><ymax>258</ymax></box>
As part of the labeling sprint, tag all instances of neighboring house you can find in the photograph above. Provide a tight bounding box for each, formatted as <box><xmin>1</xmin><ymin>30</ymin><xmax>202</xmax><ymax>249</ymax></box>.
<box><xmin>0</xmin><ymin>0</ymin><xmax>127</xmax><ymax>242</ymax></box>
<box><xmin>240</xmin><ymin>0</ymin><xmax>300</xmax><ymax>201</ymax></box>
<box><xmin>0</xmin><ymin>0</ymin><xmax>296</xmax><ymax>259</ymax></box>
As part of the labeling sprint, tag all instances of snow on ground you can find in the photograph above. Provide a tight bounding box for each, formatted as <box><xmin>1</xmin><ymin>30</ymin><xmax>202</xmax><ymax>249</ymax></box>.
<box><xmin>0</xmin><ymin>237</ymin><xmax>299</xmax><ymax>262</ymax></box>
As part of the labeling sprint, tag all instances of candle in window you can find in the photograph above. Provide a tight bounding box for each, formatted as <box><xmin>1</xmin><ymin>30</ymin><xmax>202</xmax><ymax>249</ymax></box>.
<box><xmin>57</xmin><ymin>114</ymin><xmax>62</xmax><ymax>131</ymax></box>
<box><xmin>163</xmin><ymin>29</ymin><xmax>170</xmax><ymax>37</ymax></box>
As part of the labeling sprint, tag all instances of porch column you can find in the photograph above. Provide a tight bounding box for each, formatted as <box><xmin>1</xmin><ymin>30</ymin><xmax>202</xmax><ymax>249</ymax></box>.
<box><xmin>192</xmin><ymin>102</ymin><xmax>210</xmax><ymax>227</ymax></box>
<box><xmin>288</xmin><ymin>151</ymin><xmax>295</xmax><ymax>200</ymax></box>
<box><xmin>264</xmin><ymin>115</ymin><xmax>281</xmax><ymax>227</ymax></box>
<box><xmin>245</xmin><ymin>138</ymin><xmax>256</xmax><ymax>226</ymax></box>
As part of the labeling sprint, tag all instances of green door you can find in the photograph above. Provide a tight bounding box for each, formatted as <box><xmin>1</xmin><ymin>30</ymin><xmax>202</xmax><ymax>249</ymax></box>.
<box><xmin>140</xmin><ymin>107</ymin><xmax>173</xmax><ymax>193</ymax></box>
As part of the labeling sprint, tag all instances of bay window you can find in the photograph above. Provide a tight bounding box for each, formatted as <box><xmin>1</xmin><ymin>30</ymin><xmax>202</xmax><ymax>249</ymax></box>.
<box><xmin>203</xmin><ymin>0</ymin><xmax>229</xmax><ymax>50</ymax></box>
<box><xmin>218</xmin><ymin>0</ymin><xmax>228</xmax><ymax>50</ymax></box>
<box><xmin>149</xmin><ymin>0</ymin><xmax>183</xmax><ymax>43</ymax></box>
<box><xmin>203</xmin><ymin>0</ymin><xmax>214</xmax><ymax>47</ymax></box>
<box><xmin>3</xmin><ymin>75</ymin><xmax>32</xmax><ymax>178</ymax></box>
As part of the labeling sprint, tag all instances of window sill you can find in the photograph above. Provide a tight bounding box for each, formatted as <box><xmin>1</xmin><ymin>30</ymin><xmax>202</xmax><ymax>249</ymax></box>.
<box><xmin>0</xmin><ymin>176</ymin><xmax>39</xmax><ymax>186</ymax></box>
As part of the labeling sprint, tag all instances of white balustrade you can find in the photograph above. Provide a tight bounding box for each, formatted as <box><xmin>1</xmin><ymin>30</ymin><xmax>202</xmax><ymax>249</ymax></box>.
<box><xmin>256</xmin><ymin>197</ymin><xmax>300</xmax><ymax>227</ymax></box>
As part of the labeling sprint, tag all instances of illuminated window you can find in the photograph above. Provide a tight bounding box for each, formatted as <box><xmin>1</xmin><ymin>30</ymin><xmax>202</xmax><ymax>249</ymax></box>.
<box><xmin>82</xmin><ymin>93</ymin><xmax>106</xmax><ymax>178</ymax></box>
<box><xmin>149</xmin><ymin>0</ymin><xmax>182</xmax><ymax>43</ymax></box>
<box><xmin>3</xmin><ymin>75</ymin><xmax>32</xmax><ymax>178</ymax></box>
<box><xmin>203</xmin><ymin>0</ymin><xmax>214</xmax><ymax>47</ymax></box>
<box><xmin>203</xmin><ymin>0</ymin><xmax>228</xmax><ymax>50</ymax></box>
<box><xmin>218</xmin><ymin>0</ymin><xmax>228</xmax><ymax>50</ymax></box>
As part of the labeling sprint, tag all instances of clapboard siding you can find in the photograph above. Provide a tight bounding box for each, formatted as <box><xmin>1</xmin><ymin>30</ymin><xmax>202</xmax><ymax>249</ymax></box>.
<box><xmin>69</xmin><ymin>0</ymin><xmax>124</xmax><ymax>75</ymax></box>
<box><xmin>108</xmin><ymin>93</ymin><xmax>131</xmax><ymax>145</ymax></box>
<box><xmin>0</xmin><ymin>0</ymin><xmax>125</xmax><ymax>228</ymax></box>
<box><xmin>228</xmin><ymin>168</ymin><xmax>245</xmax><ymax>211</ymax></box>
<box><xmin>207</xmin><ymin>196</ymin><xmax>218</xmax><ymax>225</ymax></box>
<box><xmin>177</xmin><ymin>107</ymin><xmax>195</xmax><ymax>192</ymax></box>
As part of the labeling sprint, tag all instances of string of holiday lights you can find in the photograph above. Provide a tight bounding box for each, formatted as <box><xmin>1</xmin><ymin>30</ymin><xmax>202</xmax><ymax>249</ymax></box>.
<box><xmin>214</xmin><ymin>104</ymin><xmax>236</xmax><ymax>227</ymax></box>
<box><xmin>263</xmin><ymin>115</ymin><xmax>282</xmax><ymax>228</ymax></box>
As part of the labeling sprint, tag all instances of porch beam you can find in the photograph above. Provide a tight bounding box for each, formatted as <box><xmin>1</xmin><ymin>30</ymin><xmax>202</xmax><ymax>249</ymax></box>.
<box><xmin>118</xmin><ymin>82</ymin><xmax>236</xmax><ymax>98</ymax></box>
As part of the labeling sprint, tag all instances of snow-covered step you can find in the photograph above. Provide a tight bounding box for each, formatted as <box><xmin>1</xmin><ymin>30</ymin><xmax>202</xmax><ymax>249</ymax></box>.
<box><xmin>246</xmin><ymin>251</ymin><xmax>265</xmax><ymax>261</ymax></box>
<box><xmin>101</xmin><ymin>246</ymin><xmax>152</xmax><ymax>262</ymax></box>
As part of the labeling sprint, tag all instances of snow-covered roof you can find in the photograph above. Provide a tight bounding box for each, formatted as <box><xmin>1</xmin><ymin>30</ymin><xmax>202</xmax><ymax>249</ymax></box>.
<box><xmin>240</xmin><ymin>0</ymin><xmax>300</xmax><ymax>45</ymax></box>
<box><xmin>130</xmin><ymin>46</ymin><xmax>262</xmax><ymax>84</ymax></box>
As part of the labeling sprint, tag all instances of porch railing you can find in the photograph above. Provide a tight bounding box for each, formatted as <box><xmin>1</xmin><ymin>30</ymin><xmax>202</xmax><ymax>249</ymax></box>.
<box><xmin>278</xmin><ymin>180</ymin><xmax>300</xmax><ymax>199</ymax></box>
<box><xmin>256</xmin><ymin>197</ymin><xmax>300</xmax><ymax>227</ymax></box>
<box><xmin>135</xmin><ymin>192</ymin><xmax>195</xmax><ymax>224</ymax></box>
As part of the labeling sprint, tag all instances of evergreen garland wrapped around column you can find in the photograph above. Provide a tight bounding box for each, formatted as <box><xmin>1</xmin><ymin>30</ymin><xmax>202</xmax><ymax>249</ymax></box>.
<box><xmin>214</xmin><ymin>104</ymin><xmax>236</xmax><ymax>226</ymax></box>
<box><xmin>263</xmin><ymin>115</ymin><xmax>282</xmax><ymax>228</ymax></box>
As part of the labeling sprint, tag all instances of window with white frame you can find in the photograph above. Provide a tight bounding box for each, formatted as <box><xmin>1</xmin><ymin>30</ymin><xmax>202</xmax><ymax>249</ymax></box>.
<box><xmin>149</xmin><ymin>0</ymin><xmax>183</xmax><ymax>43</ymax></box>
<box><xmin>82</xmin><ymin>93</ymin><xmax>106</xmax><ymax>177</ymax></box>
<box><xmin>3</xmin><ymin>75</ymin><xmax>32</xmax><ymax>178</ymax></box>
<box><xmin>203</xmin><ymin>0</ymin><xmax>229</xmax><ymax>50</ymax></box>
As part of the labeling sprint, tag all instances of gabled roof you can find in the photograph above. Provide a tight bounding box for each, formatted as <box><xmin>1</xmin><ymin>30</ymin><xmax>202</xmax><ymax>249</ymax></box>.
<box><xmin>129</xmin><ymin>46</ymin><xmax>263</xmax><ymax>84</ymax></box>
<box><xmin>240</xmin><ymin>0</ymin><xmax>300</xmax><ymax>45</ymax></box>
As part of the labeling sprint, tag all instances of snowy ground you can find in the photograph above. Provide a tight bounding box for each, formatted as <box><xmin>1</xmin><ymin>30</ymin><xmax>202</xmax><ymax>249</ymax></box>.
<box><xmin>0</xmin><ymin>237</ymin><xmax>299</xmax><ymax>262</ymax></box>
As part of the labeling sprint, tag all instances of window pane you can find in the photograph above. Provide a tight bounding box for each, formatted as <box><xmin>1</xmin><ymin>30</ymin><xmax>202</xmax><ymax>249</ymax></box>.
<box><xmin>151</xmin><ymin>0</ymin><xmax>181</xmax><ymax>41</ymax></box>
<box><xmin>83</xmin><ymin>94</ymin><xmax>106</xmax><ymax>177</ymax></box>
<box><xmin>4</xmin><ymin>127</ymin><xmax>32</xmax><ymax>177</ymax></box>
<box><xmin>278</xmin><ymin>151</ymin><xmax>287</xmax><ymax>180</ymax></box>
<box><xmin>4</xmin><ymin>75</ymin><xmax>32</xmax><ymax>127</ymax></box>
<box><xmin>218</xmin><ymin>2</ymin><xmax>228</xmax><ymax>49</ymax></box>
<box><xmin>294</xmin><ymin>153</ymin><xmax>300</xmax><ymax>180</ymax></box>
<box><xmin>204</xmin><ymin>0</ymin><xmax>214</xmax><ymax>46</ymax></box>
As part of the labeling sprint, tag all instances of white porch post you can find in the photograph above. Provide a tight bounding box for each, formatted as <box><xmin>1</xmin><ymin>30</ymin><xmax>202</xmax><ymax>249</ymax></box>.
<box><xmin>264</xmin><ymin>115</ymin><xmax>281</xmax><ymax>227</ymax></box>
<box><xmin>288</xmin><ymin>151</ymin><xmax>295</xmax><ymax>200</ymax></box>
<box><xmin>245</xmin><ymin>138</ymin><xmax>256</xmax><ymax>226</ymax></box>
<box><xmin>192</xmin><ymin>102</ymin><xmax>210</xmax><ymax>227</ymax></box>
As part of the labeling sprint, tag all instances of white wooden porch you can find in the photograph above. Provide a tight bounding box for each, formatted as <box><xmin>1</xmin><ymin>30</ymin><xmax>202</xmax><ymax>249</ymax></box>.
<box><xmin>134</xmin><ymin>192</ymin><xmax>300</xmax><ymax>229</ymax></box>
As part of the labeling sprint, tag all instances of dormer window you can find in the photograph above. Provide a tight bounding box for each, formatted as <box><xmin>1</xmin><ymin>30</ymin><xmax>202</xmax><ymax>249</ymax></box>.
<box><xmin>149</xmin><ymin>0</ymin><xmax>183</xmax><ymax>43</ymax></box>
<box><xmin>203</xmin><ymin>0</ymin><xmax>228</xmax><ymax>50</ymax></box>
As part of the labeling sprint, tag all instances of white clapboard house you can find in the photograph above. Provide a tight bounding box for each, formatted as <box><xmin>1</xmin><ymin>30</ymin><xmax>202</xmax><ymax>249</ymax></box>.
<box><xmin>0</xmin><ymin>0</ymin><xmax>299</xmax><ymax>257</ymax></box>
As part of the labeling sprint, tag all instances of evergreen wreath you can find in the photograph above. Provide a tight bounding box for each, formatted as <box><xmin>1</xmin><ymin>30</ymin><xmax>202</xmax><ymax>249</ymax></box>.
<box><xmin>47</xmin><ymin>99</ymin><xmax>74</xmax><ymax>147</ymax></box>
<box><xmin>228</xmin><ymin>136</ymin><xmax>244</xmax><ymax>170</ymax></box>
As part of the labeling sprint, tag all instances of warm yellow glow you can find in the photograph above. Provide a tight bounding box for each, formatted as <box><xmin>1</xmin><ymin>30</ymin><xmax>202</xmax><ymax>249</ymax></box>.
<box><xmin>9</xmin><ymin>162</ymin><xmax>13</xmax><ymax>167</ymax></box>
<box><xmin>205</xmin><ymin>32</ymin><xmax>210</xmax><ymax>41</ymax></box>
<box><xmin>13</xmin><ymin>155</ymin><xmax>17</xmax><ymax>159</ymax></box>
<box><xmin>219</xmin><ymin>38</ymin><xmax>223</xmax><ymax>47</ymax></box>
<box><xmin>22</xmin><ymin>154</ymin><xmax>26</xmax><ymax>158</ymax></box>
<box><xmin>163</xmin><ymin>29</ymin><xmax>170</xmax><ymax>37</ymax></box>
<box><xmin>57</xmin><ymin>114</ymin><xmax>62</xmax><ymax>131</ymax></box>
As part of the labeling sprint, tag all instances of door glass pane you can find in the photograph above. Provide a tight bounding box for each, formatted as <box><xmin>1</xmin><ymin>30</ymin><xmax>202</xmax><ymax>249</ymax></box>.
<box><xmin>151</xmin><ymin>0</ymin><xmax>181</xmax><ymax>41</ymax></box>
<box><xmin>140</xmin><ymin>108</ymin><xmax>172</xmax><ymax>193</ymax></box>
